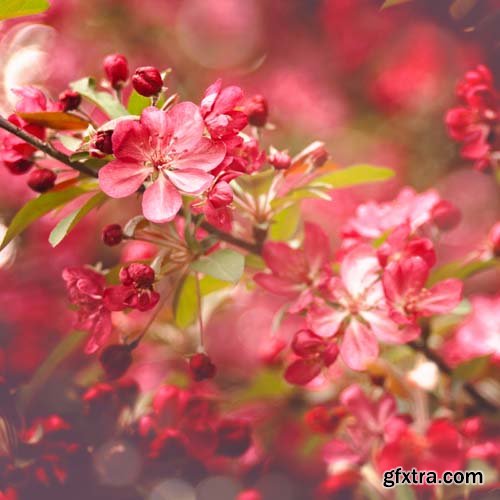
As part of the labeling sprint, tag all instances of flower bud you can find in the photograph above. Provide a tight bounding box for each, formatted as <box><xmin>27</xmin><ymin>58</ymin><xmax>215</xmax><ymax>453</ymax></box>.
<box><xmin>432</xmin><ymin>200</ymin><xmax>461</xmax><ymax>231</ymax></box>
<box><xmin>291</xmin><ymin>329</ymin><xmax>324</xmax><ymax>357</ymax></box>
<box><xmin>132</xmin><ymin>66</ymin><xmax>163</xmax><ymax>97</ymax></box>
<box><xmin>27</xmin><ymin>168</ymin><xmax>57</xmax><ymax>192</ymax></box>
<box><xmin>269</xmin><ymin>149</ymin><xmax>291</xmax><ymax>170</ymax></box>
<box><xmin>99</xmin><ymin>344</ymin><xmax>133</xmax><ymax>380</ymax></box>
<box><xmin>119</xmin><ymin>263</ymin><xmax>155</xmax><ymax>288</ymax></box>
<box><xmin>189</xmin><ymin>353</ymin><xmax>217</xmax><ymax>381</ymax></box>
<box><xmin>215</xmin><ymin>419</ymin><xmax>252</xmax><ymax>457</ymax></box>
<box><xmin>103</xmin><ymin>53</ymin><xmax>129</xmax><ymax>89</ymax></box>
<box><xmin>102</xmin><ymin>224</ymin><xmax>123</xmax><ymax>246</ymax></box>
<box><xmin>305</xmin><ymin>405</ymin><xmax>347</xmax><ymax>434</ymax></box>
<box><xmin>90</xmin><ymin>130</ymin><xmax>113</xmax><ymax>156</ymax></box>
<box><xmin>245</xmin><ymin>94</ymin><xmax>268</xmax><ymax>127</ymax></box>
<box><xmin>58</xmin><ymin>90</ymin><xmax>81</xmax><ymax>111</ymax></box>
<box><xmin>208</xmin><ymin>181</ymin><xmax>233</xmax><ymax>209</ymax></box>
<box><xmin>5</xmin><ymin>158</ymin><xmax>33</xmax><ymax>175</ymax></box>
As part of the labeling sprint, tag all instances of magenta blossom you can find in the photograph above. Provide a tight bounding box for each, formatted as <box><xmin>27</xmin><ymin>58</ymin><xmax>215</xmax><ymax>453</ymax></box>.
<box><xmin>98</xmin><ymin>104</ymin><xmax>226</xmax><ymax>223</ymax></box>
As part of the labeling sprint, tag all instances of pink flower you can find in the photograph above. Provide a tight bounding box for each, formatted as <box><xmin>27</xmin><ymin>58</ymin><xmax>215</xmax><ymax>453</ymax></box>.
<box><xmin>254</xmin><ymin>223</ymin><xmax>331</xmax><ymax>313</ymax></box>
<box><xmin>308</xmin><ymin>245</ymin><xmax>418</xmax><ymax>370</ymax></box>
<box><xmin>98</xmin><ymin>104</ymin><xmax>226</xmax><ymax>223</ymax></box>
<box><xmin>62</xmin><ymin>267</ymin><xmax>112</xmax><ymax>354</ymax></box>
<box><xmin>382</xmin><ymin>256</ymin><xmax>463</xmax><ymax>327</ymax></box>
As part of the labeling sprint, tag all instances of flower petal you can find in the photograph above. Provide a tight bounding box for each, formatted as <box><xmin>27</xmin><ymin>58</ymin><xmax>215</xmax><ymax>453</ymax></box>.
<box><xmin>166</xmin><ymin>168</ymin><xmax>213</xmax><ymax>194</ymax></box>
<box><xmin>340</xmin><ymin>320</ymin><xmax>379</xmax><ymax>371</ymax></box>
<box><xmin>417</xmin><ymin>279</ymin><xmax>463</xmax><ymax>316</ymax></box>
<box><xmin>253</xmin><ymin>273</ymin><xmax>300</xmax><ymax>297</ymax></box>
<box><xmin>112</xmin><ymin>119</ymin><xmax>151</xmax><ymax>161</ymax></box>
<box><xmin>341</xmin><ymin>245</ymin><xmax>380</xmax><ymax>299</ymax></box>
<box><xmin>142</xmin><ymin>175</ymin><xmax>182</xmax><ymax>223</ymax></box>
<box><xmin>261</xmin><ymin>242</ymin><xmax>307</xmax><ymax>281</ymax></box>
<box><xmin>284</xmin><ymin>358</ymin><xmax>322</xmax><ymax>385</ymax></box>
<box><xmin>171</xmin><ymin>137</ymin><xmax>226</xmax><ymax>172</ymax></box>
<box><xmin>168</xmin><ymin>101</ymin><xmax>205</xmax><ymax>152</ymax></box>
<box><xmin>140</xmin><ymin>106</ymin><xmax>173</xmax><ymax>150</ymax></box>
<box><xmin>98</xmin><ymin>159</ymin><xmax>150</xmax><ymax>198</ymax></box>
<box><xmin>307</xmin><ymin>303</ymin><xmax>347</xmax><ymax>338</ymax></box>
<box><xmin>303</xmin><ymin>222</ymin><xmax>330</xmax><ymax>275</ymax></box>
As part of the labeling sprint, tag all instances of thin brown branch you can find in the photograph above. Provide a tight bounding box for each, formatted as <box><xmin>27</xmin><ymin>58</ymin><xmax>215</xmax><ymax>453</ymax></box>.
<box><xmin>408</xmin><ymin>340</ymin><xmax>497</xmax><ymax>413</ymax></box>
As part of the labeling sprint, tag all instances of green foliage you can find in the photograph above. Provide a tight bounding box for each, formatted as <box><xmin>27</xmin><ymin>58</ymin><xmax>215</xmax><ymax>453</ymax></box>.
<box><xmin>428</xmin><ymin>258</ymin><xmax>499</xmax><ymax>286</ymax></box>
<box><xmin>0</xmin><ymin>0</ymin><xmax>50</xmax><ymax>20</ymax></box>
<box><xmin>70</xmin><ymin>78</ymin><xmax>129</xmax><ymax>119</ymax></box>
<box><xmin>453</xmin><ymin>356</ymin><xmax>490</xmax><ymax>381</ymax></box>
<box><xmin>310</xmin><ymin>164</ymin><xmax>395</xmax><ymax>189</ymax></box>
<box><xmin>0</xmin><ymin>185</ymin><xmax>91</xmax><ymax>251</ymax></box>
<box><xmin>269</xmin><ymin>203</ymin><xmax>301</xmax><ymax>241</ymax></box>
<box><xmin>127</xmin><ymin>89</ymin><xmax>151</xmax><ymax>115</ymax></box>
<box><xmin>49</xmin><ymin>192</ymin><xmax>108</xmax><ymax>247</ymax></box>
<box><xmin>190</xmin><ymin>249</ymin><xmax>245</xmax><ymax>283</ymax></box>
<box><xmin>174</xmin><ymin>274</ymin><xmax>229</xmax><ymax>328</ymax></box>
<box><xmin>17</xmin><ymin>111</ymin><xmax>89</xmax><ymax>130</ymax></box>
<box><xmin>381</xmin><ymin>0</ymin><xmax>412</xmax><ymax>9</ymax></box>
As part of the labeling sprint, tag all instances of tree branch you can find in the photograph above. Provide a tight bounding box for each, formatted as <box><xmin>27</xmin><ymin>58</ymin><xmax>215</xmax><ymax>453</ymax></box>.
<box><xmin>0</xmin><ymin>115</ymin><xmax>97</xmax><ymax>178</ymax></box>
<box><xmin>408</xmin><ymin>340</ymin><xmax>497</xmax><ymax>413</ymax></box>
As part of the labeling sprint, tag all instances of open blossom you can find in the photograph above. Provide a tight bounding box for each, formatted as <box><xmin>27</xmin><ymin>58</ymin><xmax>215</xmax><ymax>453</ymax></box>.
<box><xmin>382</xmin><ymin>256</ymin><xmax>463</xmax><ymax>328</ymax></box>
<box><xmin>254</xmin><ymin>223</ymin><xmax>331</xmax><ymax>313</ymax></box>
<box><xmin>308</xmin><ymin>245</ymin><xmax>419</xmax><ymax>370</ymax></box>
<box><xmin>98</xmin><ymin>104</ymin><xmax>226</xmax><ymax>223</ymax></box>
<box><xmin>62</xmin><ymin>267</ymin><xmax>112</xmax><ymax>354</ymax></box>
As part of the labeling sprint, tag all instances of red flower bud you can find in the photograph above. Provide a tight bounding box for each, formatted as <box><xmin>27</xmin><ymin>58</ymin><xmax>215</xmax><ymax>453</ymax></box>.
<box><xmin>5</xmin><ymin>158</ymin><xmax>33</xmax><ymax>175</ymax></box>
<box><xmin>119</xmin><ymin>263</ymin><xmax>155</xmax><ymax>288</ymax></box>
<box><xmin>245</xmin><ymin>94</ymin><xmax>268</xmax><ymax>127</ymax></box>
<box><xmin>305</xmin><ymin>405</ymin><xmax>347</xmax><ymax>434</ymax></box>
<box><xmin>189</xmin><ymin>353</ymin><xmax>217</xmax><ymax>381</ymax></box>
<box><xmin>132</xmin><ymin>66</ymin><xmax>163</xmax><ymax>97</ymax></box>
<box><xmin>99</xmin><ymin>344</ymin><xmax>133</xmax><ymax>380</ymax></box>
<box><xmin>27</xmin><ymin>168</ymin><xmax>57</xmax><ymax>192</ymax></box>
<box><xmin>216</xmin><ymin>419</ymin><xmax>252</xmax><ymax>457</ymax></box>
<box><xmin>58</xmin><ymin>90</ymin><xmax>81</xmax><ymax>111</ymax></box>
<box><xmin>102</xmin><ymin>224</ymin><xmax>123</xmax><ymax>246</ymax></box>
<box><xmin>432</xmin><ymin>200</ymin><xmax>461</xmax><ymax>231</ymax></box>
<box><xmin>91</xmin><ymin>130</ymin><xmax>114</xmax><ymax>156</ymax></box>
<box><xmin>208</xmin><ymin>181</ymin><xmax>233</xmax><ymax>209</ymax></box>
<box><xmin>269</xmin><ymin>149</ymin><xmax>291</xmax><ymax>170</ymax></box>
<box><xmin>103</xmin><ymin>53</ymin><xmax>129</xmax><ymax>89</ymax></box>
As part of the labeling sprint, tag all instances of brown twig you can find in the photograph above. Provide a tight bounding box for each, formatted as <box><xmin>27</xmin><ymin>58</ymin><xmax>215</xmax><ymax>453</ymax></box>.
<box><xmin>408</xmin><ymin>340</ymin><xmax>497</xmax><ymax>413</ymax></box>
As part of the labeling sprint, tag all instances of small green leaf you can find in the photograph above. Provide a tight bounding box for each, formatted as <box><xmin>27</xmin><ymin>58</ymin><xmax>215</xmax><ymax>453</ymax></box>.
<box><xmin>428</xmin><ymin>258</ymin><xmax>499</xmax><ymax>286</ymax></box>
<box><xmin>70</xmin><ymin>78</ymin><xmax>129</xmax><ymax>119</ymax></box>
<box><xmin>311</xmin><ymin>164</ymin><xmax>394</xmax><ymax>189</ymax></box>
<box><xmin>17</xmin><ymin>330</ymin><xmax>87</xmax><ymax>412</ymax></box>
<box><xmin>49</xmin><ymin>191</ymin><xmax>108</xmax><ymax>247</ymax></box>
<box><xmin>0</xmin><ymin>185</ymin><xmax>89</xmax><ymax>251</ymax></box>
<box><xmin>0</xmin><ymin>0</ymin><xmax>50</xmax><ymax>20</ymax></box>
<box><xmin>235</xmin><ymin>169</ymin><xmax>276</xmax><ymax>197</ymax></box>
<box><xmin>190</xmin><ymin>249</ymin><xmax>245</xmax><ymax>283</ymax></box>
<box><xmin>127</xmin><ymin>89</ymin><xmax>151</xmax><ymax>115</ymax></box>
<box><xmin>453</xmin><ymin>356</ymin><xmax>490</xmax><ymax>381</ymax></box>
<box><xmin>58</xmin><ymin>134</ymin><xmax>83</xmax><ymax>152</ymax></box>
<box><xmin>269</xmin><ymin>203</ymin><xmax>300</xmax><ymax>241</ymax></box>
<box><xmin>17</xmin><ymin>111</ymin><xmax>89</xmax><ymax>130</ymax></box>
<box><xmin>174</xmin><ymin>274</ymin><xmax>229</xmax><ymax>328</ymax></box>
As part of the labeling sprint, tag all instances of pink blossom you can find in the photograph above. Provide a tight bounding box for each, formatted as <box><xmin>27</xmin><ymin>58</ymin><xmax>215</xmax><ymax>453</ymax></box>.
<box><xmin>382</xmin><ymin>256</ymin><xmax>463</xmax><ymax>328</ymax></box>
<box><xmin>308</xmin><ymin>245</ymin><xmax>418</xmax><ymax>370</ymax></box>
<box><xmin>62</xmin><ymin>267</ymin><xmax>112</xmax><ymax>354</ymax></box>
<box><xmin>98</xmin><ymin>104</ymin><xmax>226</xmax><ymax>223</ymax></box>
<box><xmin>254</xmin><ymin>223</ymin><xmax>331</xmax><ymax>313</ymax></box>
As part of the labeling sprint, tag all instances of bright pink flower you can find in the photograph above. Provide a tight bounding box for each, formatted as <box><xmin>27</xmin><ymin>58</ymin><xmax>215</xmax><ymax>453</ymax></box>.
<box><xmin>376</xmin><ymin>418</ymin><xmax>465</xmax><ymax>475</ymax></box>
<box><xmin>255</xmin><ymin>223</ymin><xmax>331</xmax><ymax>313</ymax></box>
<box><xmin>12</xmin><ymin>86</ymin><xmax>61</xmax><ymax>113</ymax></box>
<box><xmin>98</xmin><ymin>104</ymin><xmax>226</xmax><ymax>223</ymax></box>
<box><xmin>382</xmin><ymin>256</ymin><xmax>463</xmax><ymax>327</ymax></box>
<box><xmin>308</xmin><ymin>245</ymin><xmax>418</xmax><ymax>370</ymax></box>
<box><xmin>200</xmin><ymin>79</ymin><xmax>248</xmax><ymax>140</ymax></box>
<box><xmin>62</xmin><ymin>267</ymin><xmax>112</xmax><ymax>354</ymax></box>
<box><xmin>442</xmin><ymin>295</ymin><xmax>500</xmax><ymax>366</ymax></box>
<box><xmin>284</xmin><ymin>329</ymin><xmax>339</xmax><ymax>385</ymax></box>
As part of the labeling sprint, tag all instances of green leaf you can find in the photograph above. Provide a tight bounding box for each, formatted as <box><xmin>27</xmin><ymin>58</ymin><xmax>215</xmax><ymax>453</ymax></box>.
<box><xmin>190</xmin><ymin>249</ymin><xmax>245</xmax><ymax>283</ymax></box>
<box><xmin>127</xmin><ymin>89</ymin><xmax>151</xmax><ymax>115</ymax></box>
<box><xmin>234</xmin><ymin>169</ymin><xmax>276</xmax><ymax>197</ymax></box>
<box><xmin>428</xmin><ymin>258</ymin><xmax>499</xmax><ymax>286</ymax></box>
<box><xmin>70</xmin><ymin>78</ymin><xmax>129</xmax><ymax>119</ymax></box>
<box><xmin>174</xmin><ymin>274</ymin><xmax>229</xmax><ymax>328</ymax></box>
<box><xmin>311</xmin><ymin>164</ymin><xmax>394</xmax><ymax>189</ymax></box>
<box><xmin>0</xmin><ymin>185</ymin><xmax>89</xmax><ymax>251</ymax></box>
<box><xmin>49</xmin><ymin>192</ymin><xmax>108</xmax><ymax>247</ymax></box>
<box><xmin>0</xmin><ymin>0</ymin><xmax>50</xmax><ymax>20</ymax></box>
<box><xmin>269</xmin><ymin>203</ymin><xmax>300</xmax><ymax>241</ymax></box>
<box><xmin>17</xmin><ymin>331</ymin><xmax>87</xmax><ymax>412</ymax></box>
<box><xmin>17</xmin><ymin>111</ymin><xmax>89</xmax><ymax>130</ymax></box>
<box><xmin>381</xmin><ymin>0</ymin><xmax>412</xmax><ymax>9</ymax></box>
<box><xmin>453</xmin><ymin>356</ymin><xmax>490</xmax><ymax>381</ymax></box>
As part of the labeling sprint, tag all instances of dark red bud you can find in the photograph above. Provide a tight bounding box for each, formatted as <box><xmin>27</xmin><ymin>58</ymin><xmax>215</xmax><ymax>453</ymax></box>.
<box><xmin>189</xmin><ymin>353</ymin><xmax>217</xmax><ymax>381</ymax></box>
<box><xmin>269</xmin><ymin>150</ymin><xmax>292</xmax><ymax>170</ymax></box>
<box><xmin>245</xmin><ymin>94</ymin><xmax>268</xmax><ymax>127</ymax></box>
<box><xmin>432</xmin><ymin>200</ymin><xmax>461</xmax><ymax>231</ymax></box>
<box><xmin>5</xmin><ymin>158</ymin><xmax>33</xmax><ymax>175</ymax></box>
<box><xmin>322</xmin><ymin>342</ymin><xmax>340</xmax><ymax>367</ymax></box>
<box><xmin>58</xmin><ymin>90</ymin><xmax>81</xmax><ymax>111</ymax></box>
<box><xmin>103</xmin><ymin>53</ymin><xmax>129</xmax><ymax>89</ymax></box>
<box><xmin>102</xmin><ymin>224</ymin><xmax>123</xmax><ymax>246</ymax></box>
<box><xmin>91</xmin><ymin>130</ymin><xmax>114</xmax><ymax>156</ymax></box>
<box><xmin>215</xmin><ymin>419</ymin><xmax>252</xmax><ymax>457</ymax></box>
<box><xmin>119</xmin><ymin>263</ymin><xmax>155</xmax><ymax>288</ymax></box>
<box><xmin>132</xmin><ymin>66</ymin><xmax>163</xmax><ymax>97</ymax></box>
<box><xmin>305</xmin><ymin>405</ymin><xmax>347</xmax><ymax>434</ymax></box>
<box><xmin>99</xmin><ymin>344</ymin><xmax>133</xmax><ymax>380</ymax></box>
<box><xmin>291</xmin><ymin>329</ymin><xmax>324</xmax><ymax>357</ymax></box>
<box><xmin>27</xmin><ymin>168</ymin><xmax>57</xmax><ymax>192</ymax></box>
